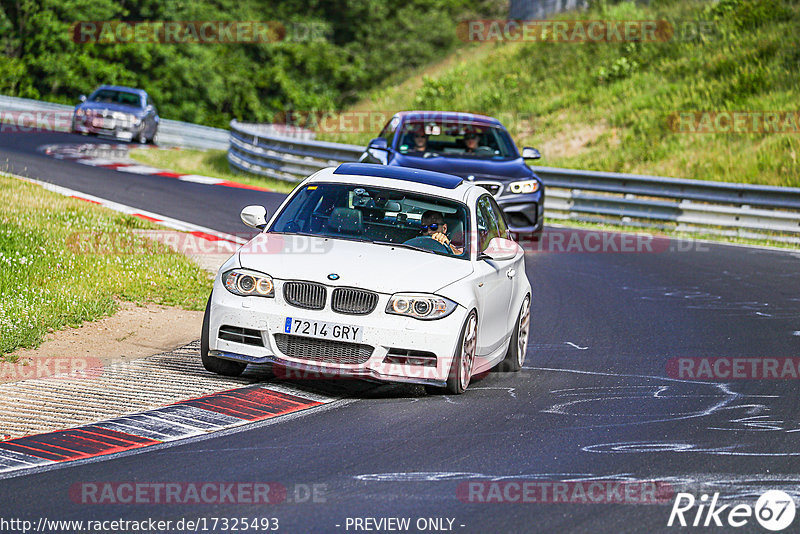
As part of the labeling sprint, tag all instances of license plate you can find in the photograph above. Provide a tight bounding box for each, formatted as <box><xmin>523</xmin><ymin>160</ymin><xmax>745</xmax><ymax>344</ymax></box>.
<box><xmin>284</xmin><ymin>317</ymin><xmax>362</xmax><ymax>342</ymax></box>
<box><xmin>92</xmin><ymin>118</ymin><xmax>112</xmax><ymax>129</ymax></box>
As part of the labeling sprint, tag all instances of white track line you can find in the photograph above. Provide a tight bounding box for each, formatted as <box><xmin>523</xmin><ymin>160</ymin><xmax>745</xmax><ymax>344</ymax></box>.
<box><xmin>4</xmin><ymin>171</ymin><xmax>246</xmax><ymax>244</ymax></box>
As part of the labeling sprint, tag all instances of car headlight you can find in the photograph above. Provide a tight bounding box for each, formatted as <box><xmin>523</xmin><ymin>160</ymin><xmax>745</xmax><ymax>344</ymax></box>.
<box><xmin>386</xmin><ymin>293</ymin><xmax>457</xmax><ymax>320</ymax></box>
<box><xmin>509</xmin><ymin>180</ymin><xmax>540</xmax><ymax>194</ymax></box>
<box><xmin>75</xmin><ymin>109</ymin><xmax>85</xmax><ymax>117</ymax></box>
<box><xmin>223</xmin><ymin>269</ymin><xmax>274</xmax><ymax>297</ymax></box>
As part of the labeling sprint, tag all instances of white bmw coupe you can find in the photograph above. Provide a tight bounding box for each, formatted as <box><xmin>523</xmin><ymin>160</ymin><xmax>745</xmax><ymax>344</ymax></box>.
<box><xmin>202</xmin><ymin>163</ymin><xmax>531</xmax><ymax>394</ymax></box>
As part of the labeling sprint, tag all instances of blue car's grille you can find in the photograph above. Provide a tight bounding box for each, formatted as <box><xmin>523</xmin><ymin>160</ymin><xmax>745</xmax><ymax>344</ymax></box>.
<box><xmin>474</xmin><ymin>181</ymin><xmax>503</xmax><ymax>197</ymax></box>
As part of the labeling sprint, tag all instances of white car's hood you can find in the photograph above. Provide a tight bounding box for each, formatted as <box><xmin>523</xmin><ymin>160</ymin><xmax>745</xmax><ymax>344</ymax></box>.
<box><xmin>238</xmin><ymin>234</ymin><xmax>473</xmax><ymax>294</ymax></box>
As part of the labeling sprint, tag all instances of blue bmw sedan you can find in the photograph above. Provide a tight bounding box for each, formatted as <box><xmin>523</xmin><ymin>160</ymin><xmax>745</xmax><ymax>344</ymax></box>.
<box><xmin>359</xmin><ymin>111</ymin><xmax>544</xmax><ymax>240</ymax></box>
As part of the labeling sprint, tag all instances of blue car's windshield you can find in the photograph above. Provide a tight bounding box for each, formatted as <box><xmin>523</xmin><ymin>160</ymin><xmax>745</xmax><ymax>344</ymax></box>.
<box><xmin>397</xmin><ymin>120</ymin><xmax>516</xmax><ymax>159</ymax></box>
<box><xmin>89</xmin><ymin>89</ymin><xmax>143</xmax><ymax>108</ymax></box>
<box><xmin>269</xmin><ymin>183</ymin><xmax>470</xmax><ymax>258</ymax></box>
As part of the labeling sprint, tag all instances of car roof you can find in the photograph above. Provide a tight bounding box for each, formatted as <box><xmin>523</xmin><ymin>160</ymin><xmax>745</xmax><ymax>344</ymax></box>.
<box><xmin>334</xmin><ymin>163</ymin><xmax>463</xmax><ymax>189</ymax></box>
<box><xmin>93</xmin><ymin>85</ymin><xmax>147</xmax><ymax>96</ymax></box>
<box><xmin>394</xmin><ymin>110</ymin><xmax>502</xmax><ymax>127</ymax></box>
<box><xmin>308</xmin><ymin>164</ymin><xmax>477</xmax><ymax>202</ymax></box>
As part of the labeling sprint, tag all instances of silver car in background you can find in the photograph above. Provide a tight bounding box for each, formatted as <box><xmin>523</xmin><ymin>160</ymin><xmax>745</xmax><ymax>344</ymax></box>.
<box><xmin>71</xmin><ymin>85</ymin><xmax>159</xmax><ymax>144</ymax></box>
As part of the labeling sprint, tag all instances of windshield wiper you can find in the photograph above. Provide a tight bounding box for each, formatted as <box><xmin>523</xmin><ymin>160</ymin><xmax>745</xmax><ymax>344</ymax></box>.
<box><xmin>280</xmin><ymin>231</ymin><xmax>373</xmax><ymax>242</ymax></box>
<box><xmin>373</xmin><ymin>241</ymin><xmax>431</xmax><ymax>254</ymax></box>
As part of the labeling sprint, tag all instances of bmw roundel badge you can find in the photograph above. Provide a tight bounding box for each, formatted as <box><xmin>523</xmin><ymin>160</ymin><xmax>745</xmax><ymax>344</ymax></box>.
<box><xmin>328</xmin><ymin>273</ymin><xmax>340</xmax><ymax>280</ymax></box>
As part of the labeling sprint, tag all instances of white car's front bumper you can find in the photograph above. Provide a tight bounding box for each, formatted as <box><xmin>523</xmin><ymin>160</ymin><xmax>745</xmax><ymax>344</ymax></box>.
<box><xmin>72</xmin><ymin>115</ymin><xmax>141</xmax><ymax>140</ymax></box>
<box><xmin>208</xmin><ymin>278</ymin><xmax>468</xmax><ymax>387</ymax></box>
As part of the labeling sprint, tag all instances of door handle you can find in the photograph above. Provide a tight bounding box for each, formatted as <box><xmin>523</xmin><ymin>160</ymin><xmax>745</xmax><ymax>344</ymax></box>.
<box><xmin>506</xmin><ymin>269</ymin><xmax>516</xmax><ymax>279</ymax></box>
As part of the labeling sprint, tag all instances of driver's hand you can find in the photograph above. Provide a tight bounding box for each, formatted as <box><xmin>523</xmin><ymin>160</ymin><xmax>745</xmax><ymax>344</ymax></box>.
<box><xmin>431</xmin><ymin>232</ymin><xmax>450</xmax><ymax>247</ymax></box>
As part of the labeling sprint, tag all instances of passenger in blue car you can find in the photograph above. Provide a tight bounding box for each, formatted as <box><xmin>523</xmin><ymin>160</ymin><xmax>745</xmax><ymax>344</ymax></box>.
<box><xmin>463</xmin><ymin>131</ymin><xmax>480</xmax><ymax>154</ymax></box>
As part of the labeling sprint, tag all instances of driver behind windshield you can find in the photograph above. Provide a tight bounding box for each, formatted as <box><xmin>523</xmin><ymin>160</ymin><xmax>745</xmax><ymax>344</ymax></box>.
<box><xmin>420</xmin><ymin>210</ymin><xmax>463</xmax><ymax>255</ymax></box>
<box><xmin>408</xmin><ymin>126</ymin><xmax>428</xmax><ymax>153</ymax></box>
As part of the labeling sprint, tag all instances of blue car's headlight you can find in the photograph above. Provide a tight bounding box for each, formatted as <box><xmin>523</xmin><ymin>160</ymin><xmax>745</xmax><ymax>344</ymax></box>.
<box><xmin>509</xmin><ymin>180</ymin><xmax>540</xmax><ymax>194</ymax></box>
<box><xmin>223</xmin><ymin>269</ymin><xmax>274</xmax><ymax>297</ymax></box>
<box><xmin>386</xmin><ymin>293</ymin><xmax>457</xmax><ymax>320</ymax></box>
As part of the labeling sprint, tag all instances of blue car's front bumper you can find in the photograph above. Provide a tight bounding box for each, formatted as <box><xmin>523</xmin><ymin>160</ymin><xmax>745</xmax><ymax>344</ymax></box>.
<box><xmin>496</xmin><ymin>190</ymin><xmax>544</xmax><ymax>240</ymax></box>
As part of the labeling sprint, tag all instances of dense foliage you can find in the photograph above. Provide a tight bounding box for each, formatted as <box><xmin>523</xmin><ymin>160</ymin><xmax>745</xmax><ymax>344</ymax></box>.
<box><xmin>0</xmin><ymin>0</ymin><xmax>504</xmax><ymax>127</ymax></box>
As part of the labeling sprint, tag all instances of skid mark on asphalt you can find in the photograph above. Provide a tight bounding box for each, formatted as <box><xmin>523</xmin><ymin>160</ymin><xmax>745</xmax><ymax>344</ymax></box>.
<box><xmin>469</xmin><ymin>386</ymin><xmax>517</xmax><ymax>399</ymax></box>
<box><xmin>524</xmin><ymin>366</ymin><xmax>800</xmax><ymax>457</ymax></box>
<box><xmin>621</xmin><ymin>285</ymin><xmax>800</xmax><ymax>319</ymax></box>
<box><xmin>564</xmin><ymin>342</ymin><xmax>589</xmax><ymax>350</ymax></box>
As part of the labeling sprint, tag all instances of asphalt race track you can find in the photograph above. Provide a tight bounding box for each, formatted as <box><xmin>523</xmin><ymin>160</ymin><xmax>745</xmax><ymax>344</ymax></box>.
<box><xmin>2</xmin><ymin>132</ymin><xmax>800</xmax><ymax>533</ymax></box>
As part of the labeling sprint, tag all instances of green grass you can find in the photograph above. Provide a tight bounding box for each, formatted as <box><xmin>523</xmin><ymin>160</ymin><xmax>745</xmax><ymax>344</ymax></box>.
<box><xmin>319</xmin><ymin>0</ymin><xmax>800</xmax><ymax>187</ymax></box>
<box><xmin>129</xmin><ymin>148</ymin><xmax>297</xmax><ymax>194</ymax></box>
<box><xmin>0</xmin><ymin>174</ymin><xmax>213</xmax><ymax>357</ymax></box>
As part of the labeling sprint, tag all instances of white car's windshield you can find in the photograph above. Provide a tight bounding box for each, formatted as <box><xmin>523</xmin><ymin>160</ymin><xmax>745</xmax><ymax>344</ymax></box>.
<box><xmin>397</xmin><ymin>120</ymin><xmax>516</xmax><ymax>159</ymax></box>
<box><xmin>269</xmin><ymin>183</ymin><xmax>470</xmax><ymax>258</ymax></box>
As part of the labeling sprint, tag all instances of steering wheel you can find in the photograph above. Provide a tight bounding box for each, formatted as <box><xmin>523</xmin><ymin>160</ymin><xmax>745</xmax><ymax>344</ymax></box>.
<box><xmin>403</xmin><ymin>235</ymin><xmax>452</xmax><ymax>254</ymax></box>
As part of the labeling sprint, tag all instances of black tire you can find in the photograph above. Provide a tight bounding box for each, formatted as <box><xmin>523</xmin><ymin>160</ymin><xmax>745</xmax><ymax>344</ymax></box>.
<box><xmin>200</xmin><ymin>293</ymin><xmax>247</xmax><ymax>377</ymax></box>
<box><xmin>496</xmin><ymin>295</ymin><xmax>530</xmax><ymax>372</ymax></box>
<box><xmin>148</xmin><ymin>126</ymin><xmax>159</xmax><ymax>145</ymax></box>
<box><xmin>426</xmin><ymin>310</ymin><xmax>477</xmax><ymax>395</ymax></box>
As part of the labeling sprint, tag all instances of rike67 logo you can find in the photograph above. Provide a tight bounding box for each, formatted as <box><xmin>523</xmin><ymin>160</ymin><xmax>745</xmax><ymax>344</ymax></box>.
<box><xmin>668</xmin><ymin>490</ymin><xmax>796</xmax><ymax>531</ymax></box>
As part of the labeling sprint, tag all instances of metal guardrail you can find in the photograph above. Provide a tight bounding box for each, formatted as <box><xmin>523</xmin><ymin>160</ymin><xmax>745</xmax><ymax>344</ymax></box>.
<box><xmin>228</xmin><ymin>119</ymin><xmax>362</xmax><ymax>182</ymax></box>
<box><xmin>0</xmin><ymin>94</ymin><xmax>228</xmax><ymax>150</ymax></box>
<box><xmin>228</xmin><ymin>120</ymin><xmax>800</xmax><ymax>243</ymax></box>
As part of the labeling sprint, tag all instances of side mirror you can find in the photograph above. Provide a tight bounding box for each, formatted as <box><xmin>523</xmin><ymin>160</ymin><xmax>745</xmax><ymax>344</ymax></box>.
<box><xmin>79</xmin><ymin>95</ymin><xmax>87</xmax><ymax>103</ymax></box>
<box><xmin>479</xmin><ymin>237</ymin><xmax>520</xmax><ymax>261</ymax></box>
<box><xmin>522</xmin><ymin>147</ymin><xmax>541</xmax><ymax>160</ymax></box>
<box><xmin>367</xmin><ymin>137</ymin><xmax>389</xmax><ymax>151</ymax></box>
<box><xmin>240</xmin><ymin>205</ymin><xmax>268</xmax><ymax>230</ymax></box>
